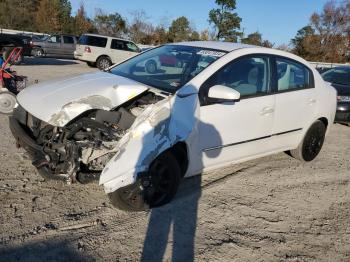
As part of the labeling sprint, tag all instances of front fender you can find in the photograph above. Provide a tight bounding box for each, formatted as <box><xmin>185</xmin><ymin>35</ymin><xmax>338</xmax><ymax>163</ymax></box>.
<box><xmin>99</xmin><ymin>90</ymin><xmax>199</xmax><ymax>193</ymax></box>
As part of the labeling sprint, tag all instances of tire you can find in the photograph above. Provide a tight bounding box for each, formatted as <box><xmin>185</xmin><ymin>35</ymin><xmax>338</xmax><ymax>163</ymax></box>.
<box><xmin>290</xmin><ymin>120</ymin><xmax>326</xmax><ymax>162</ymax></box>
<box><xmin>86</xmin><ymin>61</ymin><xmax>97</xmax><ymax>68</ymax></box>
<box><xmin>96</xmin><ymin>56</ymin><xmax>112</xmax><ymax>70</ymax></box>
<box><xmin>33</xmin><ymin>48</ymin><xmax>44</xmax><ymax>57</ymax></box>
<box><xmin>145</xmin><ymin>60</ymin><xmax>157</xmax><ymax>74</ymax></box>
<box><xmin>108</xmin><ymin>151</ymin><xmax>181</xmax><ymax>211</ymax></box>
<box><xmin>0</xmin><ymin>91</ymin><xmax>17</xmax><ymax>115</ymax></box>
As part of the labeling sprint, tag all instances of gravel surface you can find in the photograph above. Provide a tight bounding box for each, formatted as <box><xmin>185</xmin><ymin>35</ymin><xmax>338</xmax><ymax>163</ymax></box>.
<box><xmin>0</xmin><ymin>58</ymin><xmax>349</xmax><ymax>262</ymax></box>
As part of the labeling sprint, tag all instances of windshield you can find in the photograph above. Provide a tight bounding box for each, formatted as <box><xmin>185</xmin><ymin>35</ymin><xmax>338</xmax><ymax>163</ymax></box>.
<box><xmin>322</xmin><ymin>68</ymin><xmax>350</xmax><ymax>86</ymax></box>
<box><xmin>110</xmin><ymin>45</ymin><xmax>227</xmax><ymax>93</ymax></box>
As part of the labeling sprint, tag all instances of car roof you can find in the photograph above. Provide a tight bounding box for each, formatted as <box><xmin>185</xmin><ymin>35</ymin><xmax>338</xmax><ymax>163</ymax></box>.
<box><xmin>81</xmin><ymin>33</ymin><xmax>133</xmax><ymax>42</ymax></box>
<box><xmin>170</xmin><ymin>41</ymin><xmax>257</xmax><ymax>52</ymax></box>
<box><xmin>327</xmin><ymin>66</ymin><xmax>350</xmax><ymax>71</ymax></box>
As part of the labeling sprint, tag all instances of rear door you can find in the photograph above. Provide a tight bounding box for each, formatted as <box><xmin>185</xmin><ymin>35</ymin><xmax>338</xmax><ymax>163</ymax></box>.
<box><xmin>45</xmin><ymin>35</ymin><xmax>61</xmax><ymax>55</ymax></box>
<box><xmin>62</xmin><ymin>36</ymin><xmax>76</xmax><ymax>56</ymax></box>
<box><xmin>270</xmin><ymin>57</ymin><xmax>317</xmax><ymax>150</ymax></box>
<box><xmin>75</xmin><ymin>35</ymin><xmax>108</xmax><ymax>60</ymax></box>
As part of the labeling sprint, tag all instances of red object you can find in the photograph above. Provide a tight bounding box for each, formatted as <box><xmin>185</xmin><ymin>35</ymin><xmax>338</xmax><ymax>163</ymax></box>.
<box><xmin>159</xmin><ymin>54</ymin><xmax>177</xmax><ymax>66</ymax></box>
<box><xmin>84</xmin><ymin>46</ymin><xmax>91</xmax><ymax>53</ymax></box>
<box><xmin>1</xmin><ymin>47</ymin><xmax>22</xmax><ymax>86</ymax></box>
<box><xmin>0</xmin><ymin>47</ymin><xmax>27</xmax><ymax>94</ymax></box>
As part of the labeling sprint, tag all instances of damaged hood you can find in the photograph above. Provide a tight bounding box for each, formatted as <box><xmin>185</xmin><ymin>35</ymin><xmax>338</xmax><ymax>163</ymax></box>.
<box><xmin>17</xmin><ymin>72</ymin><xmax>148</xmax><ymax>127</ymax></box>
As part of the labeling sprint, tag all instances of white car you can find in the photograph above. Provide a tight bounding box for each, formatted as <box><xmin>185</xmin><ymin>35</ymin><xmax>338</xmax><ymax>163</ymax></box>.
<box><xmin>10</xmin><ymin>41</ymin><xmax>336</xmax><ymax>211</ymax></box>
<box><xmin>74</xmin><ymin>34</ymin><xmax>141</xmax><ymax>70</ymax></box>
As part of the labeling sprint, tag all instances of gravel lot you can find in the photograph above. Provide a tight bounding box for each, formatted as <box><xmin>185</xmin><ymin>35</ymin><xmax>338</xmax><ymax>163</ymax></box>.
<box><xmin>0</xmin><ymin>57</ymin><xmax>349</xmax><ymax>262</ymax></box>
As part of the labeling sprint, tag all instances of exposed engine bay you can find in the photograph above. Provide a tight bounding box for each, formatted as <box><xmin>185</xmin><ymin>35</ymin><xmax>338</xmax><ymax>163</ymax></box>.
<box><xmin>13</xmin><ymin>91</ymin><xmax>166</xmax><ymax>183</ymax></box>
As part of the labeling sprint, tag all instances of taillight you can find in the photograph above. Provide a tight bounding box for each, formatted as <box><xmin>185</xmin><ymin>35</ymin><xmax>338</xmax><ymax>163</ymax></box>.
<box><xmin>84</xmin><ymin>46</ymin><xmax>91</xmax><ymax>53</ymax></box>
<box><xmin>29</xmin><ymin>40</ymin><xmax>33</xmax><ymax>47</ymax></box>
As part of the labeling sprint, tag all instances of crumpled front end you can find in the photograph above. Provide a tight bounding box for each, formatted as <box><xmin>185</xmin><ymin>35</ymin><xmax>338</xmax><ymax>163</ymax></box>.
<box><xmin>100</xmin><ymin>91</ymin><xmax>199</xmax><ymax>193</ymax></box>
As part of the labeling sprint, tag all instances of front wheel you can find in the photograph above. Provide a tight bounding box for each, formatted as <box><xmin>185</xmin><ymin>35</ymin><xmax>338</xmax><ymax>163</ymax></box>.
<box><xmin>33</xmin><ymin>48</ymin><xmax>44</xmax><ymax>57</ymax></box>
<box><xmin>289</xmin><ymin>120</ymin><xmax>326</xmax><ymax>162</ymax></box>
<box><xmin>108</xmin><ymin>151</ymin><xmax>181</xmax><ymax>211</ymax></box>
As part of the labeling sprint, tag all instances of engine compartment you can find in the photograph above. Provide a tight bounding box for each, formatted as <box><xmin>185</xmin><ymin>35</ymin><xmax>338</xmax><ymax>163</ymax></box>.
<box><xmin>17</xmin><ymin>91</ymin><xmax>166</xmax><ymax>182</ymax></box>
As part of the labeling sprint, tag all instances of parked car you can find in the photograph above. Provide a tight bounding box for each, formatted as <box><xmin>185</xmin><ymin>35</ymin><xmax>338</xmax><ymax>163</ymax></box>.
<box><xmin>0</xmin><ymin>33</ymin><xmax>33</xmax><ymax>64</ymax></box>
<box><xmin>32</xmin><ymin>34</ymin><xmax>78</xmax><ymax>58</ymax></box>
<box><xmin>9</xmin><ymin>42</ymin><xmax>336</xmax><ymax>211</ymax></box>
<box><xmin>321</xmin><ymin>66</ymin><xmax>350</xmax><ymax>125</ymax></box>
<box><xmin>74</xmin><ymin>34</ymin><xmax>141</xmax><ymax>70</ymax></box>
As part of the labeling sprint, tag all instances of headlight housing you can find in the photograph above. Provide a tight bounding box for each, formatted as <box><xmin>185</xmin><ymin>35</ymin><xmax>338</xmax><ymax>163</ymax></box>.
<box><xmin>337</xmin><ymin>96</ymin><xmax>350</xmax><ymax>102</ymax></box>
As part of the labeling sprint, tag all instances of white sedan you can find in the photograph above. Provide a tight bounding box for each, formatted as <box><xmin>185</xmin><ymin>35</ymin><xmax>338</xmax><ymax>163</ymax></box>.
<box><xmin>9</xmin><ymin>41</ymin><xmax>337</xmax><ymax>211</ymax></box>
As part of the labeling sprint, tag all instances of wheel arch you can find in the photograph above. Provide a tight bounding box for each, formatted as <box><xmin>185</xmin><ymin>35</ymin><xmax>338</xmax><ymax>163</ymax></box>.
<box><xmin>96</xmin><ymin>54</ymin><xmax>111</xmax><ymax>63</ymax></box>
<box><xmin>166</xmin><ymin>142</ymin><xmax>189</xmax><ymax>178</ymax></box>
<box><xmin>317</xmin><ymin>117</ymin><xmax>328</xmax><ymax>129</ymax></box>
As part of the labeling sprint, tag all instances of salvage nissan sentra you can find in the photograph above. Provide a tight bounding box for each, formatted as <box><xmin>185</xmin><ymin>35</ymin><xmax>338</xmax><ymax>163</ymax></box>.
<box><xmin>9</xmin><ymin>41</ymin><xmax>337</xmax><ymax>211</ymax></box>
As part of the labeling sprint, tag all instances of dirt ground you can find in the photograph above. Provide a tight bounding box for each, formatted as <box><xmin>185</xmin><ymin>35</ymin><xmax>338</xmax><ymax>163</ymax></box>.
<box><xmin>0</xmin><ymin>57</ymin><xmax>349</xmax><ymax>262</ymax></box>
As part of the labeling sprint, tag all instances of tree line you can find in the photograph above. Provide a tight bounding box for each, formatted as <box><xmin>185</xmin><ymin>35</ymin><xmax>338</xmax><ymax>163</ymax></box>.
<box><xmin>0</xmin><ymin>0</ymin><xmax>349</xmax><ymax>62</ymax></box>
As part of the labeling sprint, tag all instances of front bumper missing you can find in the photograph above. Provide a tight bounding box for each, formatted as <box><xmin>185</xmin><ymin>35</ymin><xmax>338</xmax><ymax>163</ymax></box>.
<box><xmin>9</xmin><ymin>116</ymin><xmax>68</xmax><ymax>181</ymax></box>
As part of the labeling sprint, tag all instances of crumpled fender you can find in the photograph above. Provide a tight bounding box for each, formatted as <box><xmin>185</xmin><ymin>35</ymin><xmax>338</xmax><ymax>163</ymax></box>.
<box><xmin>99</xmin><ymin>86</ymin><xmax>199</xmax><ymax>193</ymax></box>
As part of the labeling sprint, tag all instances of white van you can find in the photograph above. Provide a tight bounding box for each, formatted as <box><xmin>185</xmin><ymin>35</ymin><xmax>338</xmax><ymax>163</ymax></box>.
<box><xmin>74</xmin><ymin>34</ymin><xmax>141</xmax><ymax>70</ymax></box>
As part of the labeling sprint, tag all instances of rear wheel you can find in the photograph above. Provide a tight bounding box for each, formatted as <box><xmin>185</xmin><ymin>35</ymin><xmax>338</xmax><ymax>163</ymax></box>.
<box><xmin>96</xmin><ymin>56</ymin><xmax>112</xmax><ymax>70</ymax></box>
<box><xmin>290</xmin><ymin>120</ymin><xmax>326</xmax><ymax>162</ymax></box>
<box><xmin>108</xmin><ymin>151</ymin><xmax>181</xmax><ymax>211</ymax></box>
<box><xmin>0</xmin><ymin>91</ymin><xmax>17</xmax><ymax>115</ymax></box>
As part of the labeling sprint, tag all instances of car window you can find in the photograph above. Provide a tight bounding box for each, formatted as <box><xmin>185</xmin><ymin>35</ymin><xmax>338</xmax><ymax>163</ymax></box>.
<box><xmin>276</xmin><ymin>58</ymin><xmax>311</xmax><ymax>91</ymax></box>
<box><xmin>63</xmin><ymin>36</ymin><xmax>74</xmax><ymax>44</ymax></box>
<box><xmin>111</xmin><ymin>39</ymin><xmax>127</xmax><ymax>51</ymax></box>
<box><xmin>204</xmin><ymin>56</ymin><xmax>269</xmax><ymax>98</ymax></box>
<box><xmin>322</xmin><ymin>68</ymin><xmax>350</xmax><ymax>86</ymax></box>
<box><xmin>126</xmin><ymin>42</ymin><xmax>139</xmax><ymax>52</ymax></box>
<box><xmin>111</xmin><ymin>45</ymin><xmax>225</xmax><ymax>93</ymax></box>
<box><xmin>78</xmin><ymin>35</ymin><xmax>107</xmax><ymax>47</ymax></box>
<box><xmin>49</xmin><ymin>35</ymin><xmax>61</xmax><ymax>43</ymax></box>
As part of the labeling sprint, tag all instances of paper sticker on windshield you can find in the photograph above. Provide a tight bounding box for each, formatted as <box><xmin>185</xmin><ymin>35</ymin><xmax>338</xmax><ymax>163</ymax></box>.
<box><xmin>196</xmin><ymin>50</ymin><xmax>225</xmax><ymax>57</ymax></box>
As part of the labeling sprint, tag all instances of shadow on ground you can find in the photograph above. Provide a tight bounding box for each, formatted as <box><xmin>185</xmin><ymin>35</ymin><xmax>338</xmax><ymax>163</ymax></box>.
<box><xmin>21</xmin><ymin>57</ymin><xmax>79</xmax><ymax>66</ymax></box>
<box><xmin>0</xmin><ymin>238</ymin><xmax>92</xmax><ymax>262</ymax></box>
<box><xmin>141</xmin><ymin>175</ymin><xmax>202</xmax><ymax>262</ymax></box>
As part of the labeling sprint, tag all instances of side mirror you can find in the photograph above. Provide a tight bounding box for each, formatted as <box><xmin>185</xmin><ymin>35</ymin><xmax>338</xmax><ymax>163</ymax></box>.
<box><xmin>208</xmin><ymin>85</ymin><xmax>241</xmax><ymax>103</ymax></box>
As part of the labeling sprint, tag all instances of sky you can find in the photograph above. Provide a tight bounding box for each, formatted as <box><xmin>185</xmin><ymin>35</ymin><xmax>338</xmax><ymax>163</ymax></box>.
<box><xmin>70</xmin><ymin>0</ymin><xmax>332</xmax><ymax>46</ymax></box>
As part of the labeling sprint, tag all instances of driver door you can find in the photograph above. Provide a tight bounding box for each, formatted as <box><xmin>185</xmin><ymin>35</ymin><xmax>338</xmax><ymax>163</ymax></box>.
<box><xmin>197</xmin><ymin>55</ymin><xmax>276</xmax><ymax>171</ymax></box>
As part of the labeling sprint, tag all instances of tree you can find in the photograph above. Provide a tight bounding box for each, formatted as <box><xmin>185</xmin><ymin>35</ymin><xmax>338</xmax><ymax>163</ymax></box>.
<box><xmin>127</xmin><ymin>10</ymin><xmax>154</xmax><ymax>44</ymax></box>
<box><xmin>208</xmin><ymin>0</ymin><xmax>242</xmax><ymax>42</ymax></box>
<box><xmin>168</xmin><ymin>16</ymin><xmax>191</xmax><ymax>42</ymax></box>
<box><xmin>292</xmin><ymin>1</ymin><xmax>350</xmax><ymax>62</ymax></box>
<box><xmin>35</xmin><ymin>0</ymin><xmax>73</xmax><ymax>33</ymax></box>
<box><xmin>291</xmin><ymin>26</ymin><xmax>320</xmax><ymax>60</ymax></box>
<box><xmin>151</xmin><ymin>26</ymin><xmax>168</xmax><ymax>45</ymax></box>
<box><xmin>35</xmin><ymin>0</ymin><xmax>62</xmax><ymax>33</ymax></box>
<box><xmin>0</xmin><ymin>0</ymin><xmax>40</xmax><ymax>31</ymax></box>
<box><xmin>190</xmin><ymin>31</ymin><xmax>200</xmax><ymax>41</ymax></box>
<box><xmin>94</xmin><ymin>9</ymin><xmax>126</xmax><ymax>37</ymax></box>
<box><xmin>73</xmin><ymin>3</ymin><xmax>95</xmax><ymax>35</ymax></box>
<box><xmin>241</xmin><ymin>31</ymin><xmax>274</xmax><ymax>47</ymax></box>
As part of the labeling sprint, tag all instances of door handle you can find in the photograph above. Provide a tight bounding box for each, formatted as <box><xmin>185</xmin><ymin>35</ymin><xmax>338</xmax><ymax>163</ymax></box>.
<box><xmin>308</xmin><ymin>98</ymin><xmax>317</xmax><ymax>105</ymax></box>
<box><xmin>261</xmin><ymin>107</ymin><xmax>274</xmax><ymax>115</ymax></box>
